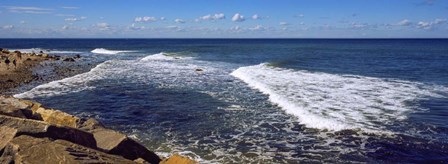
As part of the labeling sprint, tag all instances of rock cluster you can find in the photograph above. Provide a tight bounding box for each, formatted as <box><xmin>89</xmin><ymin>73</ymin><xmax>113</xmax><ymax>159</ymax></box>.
<box><xmin>0</xmin><ymin>96</ymin><xmax>197</xmax><ymax>164</ymax></box>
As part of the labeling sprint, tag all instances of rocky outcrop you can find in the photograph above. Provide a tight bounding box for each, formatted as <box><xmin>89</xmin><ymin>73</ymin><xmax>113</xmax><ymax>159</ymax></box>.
<box><xmin>1</xmin><ymin>135</ymin><xmax>136</xmax><ymax>164</ymax></box>
<box><xmin>161</xmin><ymin>154</ymin><xmax>198</xmax><ymax>164</ymax></box>
<box><xmin>0</xmin><ymin>96</ymin><xmax>200</xmax><ymax>164</ymax></box>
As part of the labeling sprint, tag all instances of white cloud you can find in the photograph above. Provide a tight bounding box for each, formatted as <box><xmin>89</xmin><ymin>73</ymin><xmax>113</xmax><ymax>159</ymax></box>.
<box><xmin>295</xmin><ymin>14</ymin><xmax>305</xmax><ymax>18</ymax></box>
<box><xmin>56</xmin><ymin>14</ymin><xmax>76</xmax><ymax>17</ymax></box>
<box><xmin>94</xmin><ymin>23</ymin><xmax>110</xmax><ymax>30</ymax></box>
<box><xmin>252</xmin><ymin>14</ymin><xmax>261</xmax><ymax>20</ymax></box>
<box><xmin>135</xmin><ymin>16</ymin><xmax>158</xmax><ymax>22</ymax></box>
<box><xmin>229</xmin><ymin>26</ymin><xmax>243</xmax><ymax>33</ymax></box>
<box><xmin>299</xmin><ymin>22</ymin><xmax>305</xmax><ymax>25</ymax></box>
<box><xmin>232</xmin><ymin>13</ymin><xmax>245</xmax><ymax>22</ymax></box>
<box><xmin>20</xmin><ymin>20</ymin><xmax>26</xmax><ymax>24</ymax></box>
<box><xmin>351</xmin><ymin>22</ymin><xmax>368</xmax><ymax>29</ymax></box>
<box><xmin>417</xmin><ymin>18</ymin><xmax>447</xmax><ymax>30</ymax></box>
<box><xmin>2</xmin><ymin>25</ymin><xmax>14</xmax><ymax>30</ymax></box>
<box><xmin>175</xmin><ymin>19</ymin><xmax>185</xmax><ymax>23</ymax></box>
<box><xmin>434</xmin><ymin>18</ymin><xmax>447</xmax><ymax>24</ymax></box>
<box><xmin>129</xmin><ymin>23</ymin><xmax>145</xmax><ymax>30</ymax></box>
<box><xmin>62</xmin><ymin>25</ymin><xmax>71</xmax><ymax>30</ymax></box>
<box><xmin>417</xmin><ymin>21</ymin><xmax>432</xmax><ymax>29</ymax></box>
<box><xmin>61</xmin><ymin>6</ymin><xmax>79</xmax><ymax>10</ymax></box>
<box><xmin>6</xmin><ymin>6</ymin><xmax>52</xmax><ymax>14</ymax></box>
<box><xmin>198</xmin><ymin>13</ymin><xmax>225</xmax><ymax>21</ymax></box>
<box><xmin>280</xmin><ymin>22</ymin><xmax>289</xmax><ymax>26</ymax></box>
<box><xmin>249</xmin><ymin>25</ymin><xmax>265</xmax><ymax>31</ymax></box>
<box><xmin>65</xmin><ymin>16</ymin><xmax>86</xmax><ymax>22</ymax></box>
<box><xmin>397</xmin><ymin>19</ymin><xmax>412</xmax><ymax>26</ymax></box>
<box><xmin>160</xmin><ymin>17</ymin><xmax>166</xmax><ymax>21</ymax></box>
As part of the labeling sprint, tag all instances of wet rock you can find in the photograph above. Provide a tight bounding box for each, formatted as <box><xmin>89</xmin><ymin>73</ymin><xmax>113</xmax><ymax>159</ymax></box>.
<box><xmin>75</xmin><ymin>54</ymin><xmax>81</xmax><ymax>59</ymax></box>
<box><xmin>4</xmin><ymin>58</ymin><xmax>10</xmax><ymax>64</ymax></box>
<box><xmin>160</xmin><ymin>154</ymin><xmax>198</xmax><ymax>164</ymax></box>
<box><xmin>0</xmin><ymin>135</ymin><xmax>135</xmax><ymax>164</ymax></box>
<box><xmin>79</xmin><ymin>118</ymin><xmax>105</xmax><ymax>131</ymax></box>
<box><xmin>63</xmin><ymin>57</ymin><xmax>75</xmax><ymax>62</ymax></box>
<box><xmin>195</xmin><ymin>68</ymin><xmax>203</xmax><ymax>72</ymax></box>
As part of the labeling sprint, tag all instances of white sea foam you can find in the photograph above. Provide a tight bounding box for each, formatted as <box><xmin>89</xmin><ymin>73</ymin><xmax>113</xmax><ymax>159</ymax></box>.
<box><xmin>91</xmin><ymin>48</ymin><xmax>135</xmax><ymax>55</ymax></box>
<box><xmin>14</xmin><ymin>52</ymin><xmax>204</xmax><ymax>99</ymax></box>
<box><xmin>231</xmin><ymin>63</ymin><xmax>447</xmax><ymax>131</ymax></box>
<box><xmin>140</xmin><ymin>52</ymin><xmax>193</xmax><ymax>61</ymax></box>
<box><xmin>14</xmin><ymin>61</ymin><xmax>118</xmax><ymax>99</ymax></box>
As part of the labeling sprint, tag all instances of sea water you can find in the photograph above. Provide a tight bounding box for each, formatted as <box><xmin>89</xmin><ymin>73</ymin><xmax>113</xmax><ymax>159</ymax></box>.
<box><xmin>2</xmin><ymin>39</ymin><xmax>448</xmax><ymax>163</ymax></box>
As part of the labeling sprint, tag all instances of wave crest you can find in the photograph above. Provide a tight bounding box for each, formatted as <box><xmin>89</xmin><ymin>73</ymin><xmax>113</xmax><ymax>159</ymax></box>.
<box><xmin>231</xmin><ymin>63</ymin><xmax>446</xmax><ymax>131</ymax></box>
<box><xmin>91</xmin><ymin>48</ymin><xmax>135</xmax><ymax>55</ymax></box>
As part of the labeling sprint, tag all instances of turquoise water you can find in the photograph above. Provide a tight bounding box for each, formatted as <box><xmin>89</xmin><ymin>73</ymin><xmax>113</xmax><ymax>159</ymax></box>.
<box><xmin>2</xmin><ymin>39</ymin><xmax>448</xmax><ymax>163</ymax></box>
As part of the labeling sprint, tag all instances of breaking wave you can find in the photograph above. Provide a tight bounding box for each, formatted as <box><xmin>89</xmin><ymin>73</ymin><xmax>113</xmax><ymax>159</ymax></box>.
<box><xmin>231</xmin><ymin>63</ymin><xmax>447</xmax><ymax>131</ymax></box>
<box><xmin>91</xmin><ymin>48</ymin><xmax>136</xmax><ymax>55</ymax></box>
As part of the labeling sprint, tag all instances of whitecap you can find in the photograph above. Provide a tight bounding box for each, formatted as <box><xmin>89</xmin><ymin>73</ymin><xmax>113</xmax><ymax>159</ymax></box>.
<box><xmin>91</xmin><ymin>48</ymin><xmax>136</xmax><ymax>55</ymax></box>
<box><xmin>231</xmin><ymin>63</ymin><xmax>447</xmax><ymax>131</ymax></box>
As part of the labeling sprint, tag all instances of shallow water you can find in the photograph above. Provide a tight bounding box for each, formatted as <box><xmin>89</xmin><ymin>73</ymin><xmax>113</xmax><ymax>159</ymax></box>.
<box><xmin>2</xmin><ymin>39</ymin><xmax>448</xmax><ymax>163</ymax></box>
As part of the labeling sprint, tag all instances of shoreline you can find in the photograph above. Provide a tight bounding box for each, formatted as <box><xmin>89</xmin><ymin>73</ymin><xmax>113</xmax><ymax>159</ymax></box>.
<box><xmin>0</xmin><ymin>49</ymin><xmax>197</xmax><ymax>164</ymax></box>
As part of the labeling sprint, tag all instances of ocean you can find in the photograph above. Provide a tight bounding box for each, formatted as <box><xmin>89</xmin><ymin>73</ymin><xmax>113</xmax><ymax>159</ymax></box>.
<box><xmin>1</xmin><ymin>39</ymin><xmax>448</xmax><ymax>163</ymax></box>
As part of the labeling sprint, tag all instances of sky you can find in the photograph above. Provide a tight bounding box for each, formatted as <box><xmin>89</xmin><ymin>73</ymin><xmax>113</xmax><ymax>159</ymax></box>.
<box><xmin>0</xmin><ymin>0</ymin><xmax>447</xmax><ymax>38</ymax></box>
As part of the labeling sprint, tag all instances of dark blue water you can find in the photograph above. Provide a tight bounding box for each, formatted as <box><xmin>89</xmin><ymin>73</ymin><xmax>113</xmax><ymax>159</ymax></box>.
<box><xmin>1</xmin><ymin>39</ymin><xmax>448</xmax><ymax>163</ymax></box>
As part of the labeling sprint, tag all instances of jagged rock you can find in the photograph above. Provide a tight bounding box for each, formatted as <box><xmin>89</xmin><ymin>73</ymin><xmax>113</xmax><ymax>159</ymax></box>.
<box><xmin>79</xmin><ymin>118</ymin><xmax>105</xmax><ymax>131</ymax></box>
<box><xmin>0</xmin><ymin>97</ymin><xmax>167</xmax><ymax>164</ymax></box>
<box><xmin>1</xmin><ymin>49</ymin><xmax>9</xmax><ymax>54</ymax></box>
<box><xmin>195</xmin><ymin>68</ymin><xmax>203</xmax><ymax>72</ymax></box>
<box><xmin>0</xmin><ymin>115</ymin><xmax>96</xmax><ymax>149</ymax></box>
<box><xmin>0</xmin><ymin>135</ymin><xmax>136</xmax><ymax>164</ymax></box>
<box><xmin>75</xmin><ymin>54</ymin><xmax>81</xmax><ymax>59</ymax></box>
<box><xmin>0</xmin><ymin>96</ymin><xmax>30</xmax><ymax>118</ymax></box>
<box><xmin>88</xmin><ymin>127</ymin><xmax>161</xmax><ymax>163</ymax></box>
<box><xmin>161</xmin><ymin>154</ymin><xmax>198</xmax><ymax>164</ymax></box>
<box><xmin>34</xmin><ymin>107</ymin><xmax>80</xmax><ymax>128</ymax></box>
<box><xmin>63</xmin><ymin>57</ymin><xmax>75</xmax><ymax>62</ymax></box>
<box><xmin>0</xmin><ymin>126</ymin><xmax>17</xmax><ymax>151</ymax></box>
<box><xmin>42</xmin><ymin>53</ymin><xmax>49</xmax><ymax>58</ymax></box>
<box><xmin>0</xmin><ymin>96</ymin><xmax>79</xmax><ymax>128</ymax></box>
<box><xmin>134</xmin><ymin>158</ymin><xmax>150</xmax><ymax>164</ymax></box>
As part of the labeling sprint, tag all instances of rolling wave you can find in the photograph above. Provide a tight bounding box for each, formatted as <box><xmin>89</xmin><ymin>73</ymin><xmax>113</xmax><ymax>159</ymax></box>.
<box><xmin>91</xmin><ymin>48</ymin><xmax>136</xmax><ymax>55</ymax></box>
<box><xmin>231</xmin><ymin>63</ymin><xmax>447</xmax><ymax>131</ymax></box>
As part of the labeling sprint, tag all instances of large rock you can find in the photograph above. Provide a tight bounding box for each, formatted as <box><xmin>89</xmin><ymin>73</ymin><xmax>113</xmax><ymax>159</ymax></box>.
<box><xmin>160</xmin><ymin>154</ymin><xmax>198</xmax><ymax>164</ymax></box>
<box><xmin>0</xmin><ymin>96</ymin><xmax>80</xmax><ymax>128</ymax></box>
<box><xmin>34</xmin><ymin>107</ymin><xmax>80</xmax><ymax>128</ymax></box>
<box><xmin>0</xmin><ymin>135</ymin><xmax>136</xmax><ymax>164</ymax></box>
<box><xmin>0</xmin><ymin>96</ymin><xmax>29</xmax><ymax>118</ymax></box>
<box><xmin>0</xmin><ymin>115</ymin><xmax>96</xmax><ymax>149</ymax></box>
<box><xmin>0</xmin><ymin>126</ymin><xmax>17</xmax><ymax>152</ymax></box>
<box><xmin>87</xmin><ymin>127</ymin><xmax>161</xmax><ymax>164</ymax></box>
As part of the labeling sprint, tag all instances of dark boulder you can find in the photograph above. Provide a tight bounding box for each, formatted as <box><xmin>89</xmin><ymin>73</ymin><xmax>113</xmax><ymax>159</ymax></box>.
<box><xmin>63</xmin><ymin>57</ymin><xmax>75</xmax><ymax>62</ymax></box>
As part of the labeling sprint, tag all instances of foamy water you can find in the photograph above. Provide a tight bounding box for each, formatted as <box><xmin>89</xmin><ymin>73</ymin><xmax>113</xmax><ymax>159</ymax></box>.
<box><xmin>91</xmin><ymin>48</ymin><xmax>136</xmax><ymax>55</ymax></box>
<box><xmin>231</xmin><ymin>63</ymin><xmax>447</xmax><ymax>131</ymax></box>
<box><xmin>7</xmin><ymin>38</ymin><xmax>448</xmax><ymax>163</ymax></box>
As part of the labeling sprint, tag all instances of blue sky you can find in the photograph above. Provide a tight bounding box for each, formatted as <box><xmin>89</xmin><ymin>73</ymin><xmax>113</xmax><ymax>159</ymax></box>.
<box><xmin>1</xmin><ymin>0</ymin><xmax>447</xmax><ymax>38</ymax></box>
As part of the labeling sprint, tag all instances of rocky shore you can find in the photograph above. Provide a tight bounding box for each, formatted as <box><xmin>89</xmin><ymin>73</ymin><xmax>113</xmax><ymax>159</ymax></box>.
<box><xmin>0</xmin><ymin>49</ymin><xmax>197</xmax><ymax>164</ymax></box>
<box><xmin>0</xmin><ymin>48</ymin><xmax>80</xmax><ymax>93</ymax></box>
